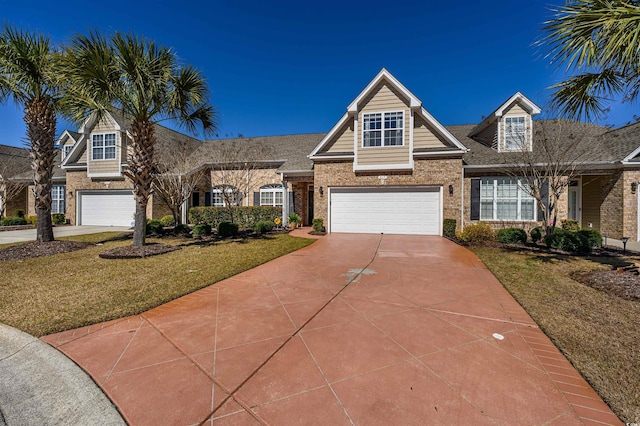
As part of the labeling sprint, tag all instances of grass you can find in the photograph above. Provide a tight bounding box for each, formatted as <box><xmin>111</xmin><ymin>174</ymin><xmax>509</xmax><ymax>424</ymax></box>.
<box><xmin>0</xmin><ymin>234</ymin><xmax>314</xmax><ymax>337</ymax></box>
<box><xmin>471</xmin><ymin>245</ymin><xmax>639</xmax><ymax>423</ymax></box>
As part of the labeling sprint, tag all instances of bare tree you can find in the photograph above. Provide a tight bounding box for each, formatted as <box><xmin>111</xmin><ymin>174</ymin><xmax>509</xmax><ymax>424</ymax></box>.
<box><xmin>0</xmin><ymin>160</ymin><xmax>28</xmax><ymax>217</ymax></box>
<box><xmin>153</xmin><ymin>140</ymin><xmax>205</xmax><ymax>226</ymax></box>
<box><xmin>498</xmin><ymin>118</ymin><xmax>601</xmax><ymax>234</ymax></box>
<box><xmin>210</xmin><ymin>139</ymin><xmax>272</xmax><ymax>224</ymax></box>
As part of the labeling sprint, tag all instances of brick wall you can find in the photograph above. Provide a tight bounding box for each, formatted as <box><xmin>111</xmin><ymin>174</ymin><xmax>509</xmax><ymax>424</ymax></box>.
<box><xmin>65</xmin><ymin>171</ymin><xmax>133</xmax><ymax>225</ymax></box>
<box><xmin>314</xmin><ymin>158</ymin><xmax>463</xmax><ymax>232</ymax></box>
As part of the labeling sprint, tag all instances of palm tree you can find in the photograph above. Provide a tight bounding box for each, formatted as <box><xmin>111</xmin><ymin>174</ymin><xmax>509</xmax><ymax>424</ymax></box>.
<box><xmin>0</xmin><ymin>25</ymin><xmax>60</xmax><ymax>242</ymax></box>
<box><xmin>540</xmin><ymin>0</ymin><xmax>640</xmax><ymax>121</ymax></box>
<box><xmin>61</xmin><ymin>32</ymin><xmax>216</xmax><ymax>247</ymax></box>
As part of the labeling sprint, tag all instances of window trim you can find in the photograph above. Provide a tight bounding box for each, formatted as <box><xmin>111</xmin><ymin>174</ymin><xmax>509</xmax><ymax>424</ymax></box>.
<box><xmin>51</xmin><ymin>185</ymin><xmax>65</xmax><ymax>214</ymax></box>
<box><xmin>479</xmin><ymin>177</ymin><xmax>536</xmax><ymax>221</ymax></box>
<box><xmin>92</xmin><ymin>133</ymin><xmax>117</xmax><ymax>161</ymax></box>
<box><xmin>503</xmin><ymin>116</ymin><xmax>527</xmax><ymax>151</ymax></box>
<box><xmin>211</xmin><ymin>185</ymin><xmax>240</xmax><ymax>207</ymax></box>
<box><xmin>259</xmin><ymin>184</ymin><xmax>284</xmax><ymax>207</ymax></box>
<box><xmin>362</xmin><ymin>110</ymin><xmax>404</xmax><ymax>148</ymax></box>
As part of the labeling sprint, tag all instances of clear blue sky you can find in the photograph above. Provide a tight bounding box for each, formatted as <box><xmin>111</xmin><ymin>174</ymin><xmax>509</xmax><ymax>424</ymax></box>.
<box><xmin>1</xmin><ymin>0</ymin><xmax>637</xmax><ymax>148</ymax></box>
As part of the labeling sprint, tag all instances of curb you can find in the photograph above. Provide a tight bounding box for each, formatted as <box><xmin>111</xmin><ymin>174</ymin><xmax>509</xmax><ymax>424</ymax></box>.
<box><xmin>0</xmin><ymin>324</ymin><xmax>125</xmax><ymax>426</ymax></box>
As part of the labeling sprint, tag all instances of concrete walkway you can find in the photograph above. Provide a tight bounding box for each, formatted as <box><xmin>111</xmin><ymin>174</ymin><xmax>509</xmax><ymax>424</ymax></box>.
<box><xmin>0</xmin><ymin>225</ymin><xmax>131</xmax><ymax>244</ymax></box>
<box><xmin>43</xmin><ymin>234</ymin><xmax>621</xmax><ymax>425</ymax></box>
<box><xmin>0</xmin><ymin>324</ymin><xmax>125</xmax><ymax>425</ymax></box>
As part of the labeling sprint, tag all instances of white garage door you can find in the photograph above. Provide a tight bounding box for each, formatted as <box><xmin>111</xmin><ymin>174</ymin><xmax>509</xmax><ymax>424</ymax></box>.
<box><xmin>330</xmin><ymin>187</ymin><xmax>441</xmax><ymax>235</ymax></box>
<box><xmin>78</xmin><ymin>191</ymin><xmax>136</xmax><ymax>226</ymax></box>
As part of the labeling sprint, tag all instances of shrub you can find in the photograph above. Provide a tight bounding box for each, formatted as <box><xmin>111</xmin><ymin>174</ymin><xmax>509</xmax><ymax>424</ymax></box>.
<box><xmin>1</xmin><ymin>216</ymin><xmax>28</xmax><ymax>226</ymax></box>
<box><xmin>312</xmin><ymin>218</ymin><xmax>324</xmax><ymax>232</ymax></box>
<box><xmin>146</xmin><ymin>219</ymin><xmax>164</xmax><ymax>235</ymax></box>
<box><xmin>26</xmin><ymin>215</ymin><xmax>37</xmax><ymax>226</ymax></box>
<box><xmin>254</xmin><ymin>220</ymin><xmax>274</xmax><ymax>234</ymax></box>
<box><xmin>192</xmin><ymin>223</ymin><xmax>211</xmax><ymax>236</ymax></box>
<box><xmin>15</xmin><ymin>209</ymin><xmax>25</xmax><ymax>218</ymax></box>
<box><xmin>497</xmin><ymin>228</ymin><xmax>528</xmax><ymax>245</ymax></box>
<box><xmin>218</xmin><ymin>221</ymin><xmax>239</xmax><ymax>238</ymax></box>
<box><xmin>51</xmin><ymin>213</ymin><xmax>66</xmax><ymax>225</ymax></box>
<box><xmin>561</xmin><ymin>219</ymin><xmax>581</xmax><ymax>232</ymax></box>
<box><xmin>443</xmin><ymin>219</ymin><xmax>457</xmax><ymax>238</ymax></box>
<box><xmin>530</xmin><ymin>226</ymin><xmax>543</xmax><ymax>243</ymax></box>
<box><xmin>160</xmin><ymin>215</ymin><xmax>175</xmax><ymax>227</ymax></box>
<box><xmin>459</xmin><ymin>222</ymin><xmax>495</xmax><ymax>243</ymax></box>
<box><xmin>189</xmin><ymin>206</ymin><xmax>281</xmax><ymax>229</ymax></box>
<box><xmin>578</xmin><ymin>229</ymin><xmax>602</xmax><ymax>249</ymax></box>
<box><xmin>545</xmin><ymin>228</ymin><xmax>590</xmax><ymax>253</ymax></box>
<box><xmin>173</xmin><ymin>224</ymin><xmax>191</xmax><ymax>235</ymax></box>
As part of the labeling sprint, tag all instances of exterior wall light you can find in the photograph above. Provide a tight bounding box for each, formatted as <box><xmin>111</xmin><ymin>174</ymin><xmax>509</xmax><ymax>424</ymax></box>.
<box><xmin>632</xmin><ymin>182</ymin><xmax>637</xmax><ymax>194</ymax></box>
<box><xmin>448</xmin><ymin>184</ymin><xmax>454</xmax><ymax>196</ymax></box>
<box><xmin>319</xmin><ymin>186</ymin><xmax>324</xmax><ymax>196</ymax></box>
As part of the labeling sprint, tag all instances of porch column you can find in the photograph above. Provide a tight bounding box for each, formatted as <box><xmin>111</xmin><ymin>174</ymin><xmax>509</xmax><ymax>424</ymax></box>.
<box><xmin>280</xmin><ymin>173</ymin><xmax>288</xmax><ymax>227</ymax></box>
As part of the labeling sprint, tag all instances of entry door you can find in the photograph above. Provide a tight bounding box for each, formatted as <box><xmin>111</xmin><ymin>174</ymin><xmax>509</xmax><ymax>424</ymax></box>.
<box><xmin>567</xmin><ymin>180</ymin><xmax>581</xmax><ymax>223</ymax></box>
<box><xmin>308</xmin><ymin>186</ymin><xmax>314</xmax><ymax>225</ymax></box>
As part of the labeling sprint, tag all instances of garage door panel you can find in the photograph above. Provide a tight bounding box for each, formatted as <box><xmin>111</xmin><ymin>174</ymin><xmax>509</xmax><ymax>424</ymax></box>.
<box><xmin>79</xmin><ymin>191</ymin><xmax>136</xmax><ymax>226</ymax></box>
<box><xmin>330</xmin><ymin>187</ymin><xmax>440</xmax><ymax>235</ymax></box>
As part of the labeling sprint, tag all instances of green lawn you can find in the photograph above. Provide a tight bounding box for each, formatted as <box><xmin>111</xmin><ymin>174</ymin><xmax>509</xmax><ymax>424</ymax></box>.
<box><xmin>471</xmin><ymin>245</ymin><xmax>639</xmax><ymax>423</ymax></box>
<box><xmin>0</xmin><ymin>233</ymin><xmax>314</xmax><ymax>337</ymax></box>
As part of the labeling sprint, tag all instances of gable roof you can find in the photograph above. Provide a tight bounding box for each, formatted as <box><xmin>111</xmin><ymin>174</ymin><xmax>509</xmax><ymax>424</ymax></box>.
<box><xmin>310</xmin><ymin>68</ymin><xmax>467</xmax><ymax>158</ymax></box>
<box><xmin>469</xmin><ymin>92</ymin><xmax>542</xmax><ymax>138</ymax></box>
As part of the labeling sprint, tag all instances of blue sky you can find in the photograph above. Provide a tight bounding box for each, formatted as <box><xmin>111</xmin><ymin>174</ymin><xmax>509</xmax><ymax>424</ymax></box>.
<box><xmin>1</xmin><ymin>0</ymin><xmax>637</xmax><ymax>148</ymax></box>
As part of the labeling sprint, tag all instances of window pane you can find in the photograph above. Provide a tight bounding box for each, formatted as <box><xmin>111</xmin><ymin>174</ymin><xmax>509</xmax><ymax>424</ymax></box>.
<box><xmin>364</xmin><ymin>130</ymin><xmax>381</xmax><ymax>147</ymax></box>
<box><xmin>274</xmin><ymin>191</ymin><xmax>283</xmax><ymax>206</ymax></box>
<box><xmin>261</xmin><ymin>192</ymin><xmax>273</xmax><ymax>205</ymax></box>
<box><xmin>92</xmin><ymin>135</ymin><xmax>103</xmax><ymax>160</ymax></box>
<box><xmin>480</xmin><ymin>200</ymin><xmax>493</xmax><ymax>220</ymax></box>
<box><xmin>497</xmin><ymin>200</ymin><xmax>518</xmax><ymax>220</ymax></box>
<box><xmin>384</xmin><ymin>129</ymin><xmax>402</xmax><ymax>146</ymax></box>
<box><xmin>384</xmin><ymin>112</ymin><xmax>402</xmax><ymax>129</ymax></box>
<box><xmin>521</xmin><ymin>200</ymin><xmax>534</xmax><ymax>220</ymax></box>
<box><xmin>364</xmin><ymin>113</ymin><xmax>381</xmax><ymax>130</ymax></box>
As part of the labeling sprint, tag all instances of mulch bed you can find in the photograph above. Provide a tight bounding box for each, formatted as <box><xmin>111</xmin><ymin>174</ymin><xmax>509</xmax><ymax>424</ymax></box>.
<box><xmin>99</xmin><ymin>243</ymin><xmax>181</xmax><ymax>259</ymax></box>
<box><xmin>572</xmin><ymin>270</ymin><xmax>640</xmax><ymax>301</ymax></box>
<box><xmin>0</xmin><ymin>241</ymin><xmax>92</xmax><ymax>261</ymax></box>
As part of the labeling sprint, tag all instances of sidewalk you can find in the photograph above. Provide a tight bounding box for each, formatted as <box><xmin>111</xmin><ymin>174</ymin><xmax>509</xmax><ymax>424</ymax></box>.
<box><xmin>0</xmin><ymin>225</ymin><xmax>131</xmax><ymax>244</ymax></box>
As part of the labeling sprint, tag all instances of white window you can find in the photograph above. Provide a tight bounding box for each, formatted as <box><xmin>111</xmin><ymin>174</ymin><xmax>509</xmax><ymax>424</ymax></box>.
<box><xmin>260</xmin><ymin>185</ymin><xmax>284</xmax><ymax>207</ymax></box>
<box><xmin>212</xmin><ymin>186</ymin><xmax>240</xmax><ymax>207</ymax></box>
<box><xmin>92</xmin><ymin>133</ymin><xmax>116</xmax><ymax>160</ymax></box>
<box><xmin>363</xmin><ymin>111</ymin><xmax>403</xmax><ymax>147</ymax></box>
<box><xmin>504</xmin><ymin>116</ymin><xmax>526</xmax><ymax>151</ymax></box>
<box><xmin>52</xmin><ymin>185</ymin><xmax>65</xmax><ymax>214</ymax></box>
<box><xmin>63</xmin><ymin>145</ymin><xmax>73</xmax><ymax>159</ymax></box>
<box><xmin>480</xmin><ymin>178</ymin><xmax>535</xmax><ymax>221</ymax></box>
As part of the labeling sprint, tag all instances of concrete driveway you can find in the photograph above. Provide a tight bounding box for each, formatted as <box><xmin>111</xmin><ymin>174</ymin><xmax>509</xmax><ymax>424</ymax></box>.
<box><xmin>0</xmin><ymin>225</ymin><xmax>131</xmax><ymax>244</ymax></box>
<box><xmin>43</xmin><ymin>234</ymin><xmax>620</xmax><ymax>425</ymax></box>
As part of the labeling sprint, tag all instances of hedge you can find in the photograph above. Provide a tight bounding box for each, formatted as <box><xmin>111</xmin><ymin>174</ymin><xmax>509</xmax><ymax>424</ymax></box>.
<box><xmin>189</xmin><ymin>206</ymin><xmax>281</xmax><ymax>229</ymax></box>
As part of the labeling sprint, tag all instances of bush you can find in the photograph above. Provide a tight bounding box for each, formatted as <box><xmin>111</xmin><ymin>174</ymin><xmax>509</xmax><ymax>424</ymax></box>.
<box><xmin>254</xmin><ymin>220</ymin><xmax>274</xmax><ymax>234</ymax></box>
<box><xmin>1</xmin><ymin>216</ymin><xmax>28</xmax><ymax>226</ymax></box>
<box><xmin>15</xmin><ymin>209</ymin><xmax>25</xmax><ymax>218</ymax></box>
<box><xmin>545</xmin><ymin>228</ymin><xmax>590</xmax><ymax>253</ymax></box>
<box><xmin>530</xmin><ymin>226</ymin><xmax>543</xmax><ymax>243</ymax></box>
<box><xmin>51</xmin><ymin>213</ymin><xmax>66</xmax><ymax>225</ymax></box>
<box><xmin>192</xmin><ymin>223</ymin><xmax>211</xmax><ymax>236</ymax></box>
<box><xmin>173</xmin><ymin>224</ymin><xmax>191</xmax><ymax>235</ymax></box>
<box><xmin>312</xmin><ymin>218</ymin><xmax>324</xmax><ymax>232</ymax></box>
<box><xmin>459</xmin><ymin>222</ymin><xmax>495</xmax><ymax>243</ymax></box>
<box><xmin>443</xmin><ymin>219</ymin><xmax>456</xmax><ymax>238</ymax></box>
<box><xmin>160</xmin><ymin>215</ymin><xmax>175</xmax><ymax>227</ymax></box>
<box><xmin>561</xmin><ymin>219</ymin><xmax>581</xmax><ymax>232</ymax></box>
<box><xmin>218</xmin><ymin>221</ymin><xmax>239</xmax><ymax>238</ymax></box>
<box><xmin>578</xmin><ymin>229</ymin><xmax>602</xmax><ymax>249</ymax></box>
<box><xmin>496</xmin><ymin>228</ymin><xmax>528</xmax><ymax>245</ymax></box>
<box><xmin>26</xmin><ymin>215</ymin><xmax>37</xmax><ymax>226</ymax></box>
<box><xmin>189</xmin><ymin>206</ymin><xmax>281</xmax><ymax>229</ymax></box>
<box><xmin>146</xmin><ymin>219</ymin><xmax>164</xmax><ymax>235</ymax></box>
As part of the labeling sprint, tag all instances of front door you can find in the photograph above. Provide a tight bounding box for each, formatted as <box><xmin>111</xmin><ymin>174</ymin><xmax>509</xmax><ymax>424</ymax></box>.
<box><xmin>567</xmin><ymin>179</ymin><xmax>581</xmax><ymax>224</ymax></box>
<box><xmin>308</xmin><ymin>185</ymin><xmax>314</xmax><ymax>225</ymax></box>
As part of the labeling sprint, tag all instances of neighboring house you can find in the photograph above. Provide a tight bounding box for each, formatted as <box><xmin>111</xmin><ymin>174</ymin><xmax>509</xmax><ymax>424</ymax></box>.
<box><xmin>50</xmin><ymin>68</ymin><xmax>640</xmax><ymax>240</ymax></box>
<box><xmin>0</xmin><ymin>144</ymin><xmax>31</xmax><ymax>217</ymax></box>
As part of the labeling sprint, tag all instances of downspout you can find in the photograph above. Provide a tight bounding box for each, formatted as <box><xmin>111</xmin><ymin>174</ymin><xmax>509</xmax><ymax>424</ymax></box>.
<box><xmin>280</xmin><ymin>173</ymin><xmax>288</xmax><ymax>227</ymax></box>
<box><xmin>245</xmin><ymin>164</ymin><xmax>249</xmax><ymax>206</ymax></box>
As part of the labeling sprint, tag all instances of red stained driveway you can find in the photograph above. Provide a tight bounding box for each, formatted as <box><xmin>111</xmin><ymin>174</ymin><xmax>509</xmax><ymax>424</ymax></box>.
<box><xmin>43</xmin><ymin>233</ymin><xmax>621</xmax><ymax>425</ymax></box>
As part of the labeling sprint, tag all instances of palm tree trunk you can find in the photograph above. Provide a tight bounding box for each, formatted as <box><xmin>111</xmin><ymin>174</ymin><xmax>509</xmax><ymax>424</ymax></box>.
<box><xmin>25</xmin><ymin>97</ymin><xmax>56</xmax><ymax>242</ymax></box>
<box><xmin>126</xmin><ymin>119</ymin><xmax>156</xmax><ymax>247</ymax></box>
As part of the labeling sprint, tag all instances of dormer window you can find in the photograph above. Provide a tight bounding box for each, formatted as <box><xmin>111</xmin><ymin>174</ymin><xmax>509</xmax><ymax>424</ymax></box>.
<box><xmin>504</xmin><ymin>116</ymin><xmax>526</xmax><ymax>151</ymax></box>
<box><xmin>63</xmin><ymin>145</ymin><xmax>73</xmax><ymax>159</ymax></box>
<box><xmin>363</xmin><ymin>111</ymin><xmax>403</xmax><ymax>147</ymax></box>
<box><xmin>92</xmin><ymin>133</ymin><xmax>116</xmax><ymax>160</ymax></box>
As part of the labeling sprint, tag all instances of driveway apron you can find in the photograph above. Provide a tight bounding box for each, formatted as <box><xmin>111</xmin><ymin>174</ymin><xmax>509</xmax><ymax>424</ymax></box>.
<box><xmin>43</xmin><ymin>234</ymin><xmax>621</xmax><ymax>425</ymax></box>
